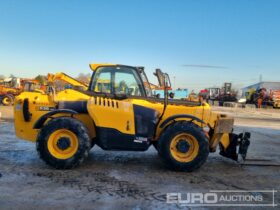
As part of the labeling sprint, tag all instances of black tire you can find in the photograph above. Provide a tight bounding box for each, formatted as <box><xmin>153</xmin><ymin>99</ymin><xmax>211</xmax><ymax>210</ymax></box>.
<box><xmin>157</xmin><ymin>121</ymin><xmax>209</xmax><ymax>172</ymax></box>
<box><xmin>36</xmin><ymin>117</ymin><xmax>91</xmax><ymax>169</ymax></box>
<box><xmin>90</xmin><ymin>137</ymin><xmax>96</xmax><ymax>149</ymax></box>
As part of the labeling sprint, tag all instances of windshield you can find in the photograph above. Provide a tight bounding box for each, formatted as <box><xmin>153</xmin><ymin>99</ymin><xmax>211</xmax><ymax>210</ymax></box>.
<box><xmin>23</xmin><ymin>82</ymin><xmax>41</xmax><ymax>92</ymax></box>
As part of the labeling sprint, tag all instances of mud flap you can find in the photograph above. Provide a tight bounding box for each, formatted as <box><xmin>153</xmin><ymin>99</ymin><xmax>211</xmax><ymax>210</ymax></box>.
<box><xmin>219</xmin><ymin>132</ymin><xmax>250</xmax><ymax>161</ymax></box>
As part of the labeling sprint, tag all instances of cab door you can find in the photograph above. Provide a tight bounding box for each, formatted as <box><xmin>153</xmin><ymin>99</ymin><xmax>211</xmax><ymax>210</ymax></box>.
<box><xmin>87</xmin><ymin>66</ymin><xmax>150</xmax><ymax>150</ymax></box>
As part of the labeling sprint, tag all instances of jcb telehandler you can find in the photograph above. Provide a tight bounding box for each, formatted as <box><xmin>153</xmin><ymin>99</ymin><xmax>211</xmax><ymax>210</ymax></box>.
<box><xmin>14</xmin><ymin>64</ymin><xmax>250</xmax><ymax>171</ymax></box>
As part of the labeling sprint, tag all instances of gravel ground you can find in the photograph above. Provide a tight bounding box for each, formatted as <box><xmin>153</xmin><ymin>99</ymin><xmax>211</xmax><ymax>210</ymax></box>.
<box><xmin>0</xmin><ymin>106</ymin><xmax>279</xmax><ymax>209</ymax></box>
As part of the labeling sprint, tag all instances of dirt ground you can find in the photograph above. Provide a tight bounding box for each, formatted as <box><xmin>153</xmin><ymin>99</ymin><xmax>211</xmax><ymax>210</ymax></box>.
<box><xmin>0</xmin><ymin>106</ymin><xmax>279</xmax><ymax>209</ymax></box>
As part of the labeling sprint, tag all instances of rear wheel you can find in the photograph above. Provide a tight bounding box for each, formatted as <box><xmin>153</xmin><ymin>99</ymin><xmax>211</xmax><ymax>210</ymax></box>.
<box><xmin>158</xmin><ymin>121</ymin><xmax>209</xmax><ymax>171</ymax></box>
<box><xmin>37</xmin><ymin>117</ymin><xmax>91</xmax><ymax>169</ymax></box>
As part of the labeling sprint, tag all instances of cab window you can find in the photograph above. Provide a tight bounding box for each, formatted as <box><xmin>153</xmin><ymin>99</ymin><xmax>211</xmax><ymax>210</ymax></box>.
<box><xmin>92</xmin><ymin>66</ymin><xmax>145</xmax><ymax>96</ymax></box>
<box><xmin>115</xmin><ymin>70</ymin><xmax>144</xmax><ymax>96</ymax></box>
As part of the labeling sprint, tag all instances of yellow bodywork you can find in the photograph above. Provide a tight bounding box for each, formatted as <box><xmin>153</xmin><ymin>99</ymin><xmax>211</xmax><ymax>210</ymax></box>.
<box><xmin>15</xmin><ymin>92</ymin><xmax>232</xmax><ymax>153</ymax></box>
<box><xmin>0</xmin><ymin>85</ymin><xmax>19</xmax><ymax>95</ymax></box>
<box><xmin>14</xmin><ymin>64</ymin><xmax>234</xmax><ymax>154</ymax></box>
<box><xmin>89</xmin><ymin>63</ymin><xmax>115</xmax><ymax>71</ymax></box>
<box><xmin>14</xmin><ymin>90</ymin><xmax>96</xmax><ymax>142</ymax></box>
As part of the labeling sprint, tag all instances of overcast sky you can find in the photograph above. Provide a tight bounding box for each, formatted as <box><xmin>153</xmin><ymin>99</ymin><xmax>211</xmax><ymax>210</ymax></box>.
<box><xmin>0</xmin><ymin>0</ymin><xmax>279</xmax><ymax>91</ymax></box>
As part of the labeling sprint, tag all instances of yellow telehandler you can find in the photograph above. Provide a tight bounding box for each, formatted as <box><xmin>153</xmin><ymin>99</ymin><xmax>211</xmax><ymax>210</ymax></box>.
<box><xmin>14</xmin><ymin>64</ymin><xmax>250</xmax><ymax>171</ymax></box>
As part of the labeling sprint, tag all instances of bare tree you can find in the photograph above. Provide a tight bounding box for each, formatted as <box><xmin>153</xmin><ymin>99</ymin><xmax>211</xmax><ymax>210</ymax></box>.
<box><xmin>76</xmin><ymin>73</ymin><xmax>91</xmax><ymax>85</ymax></box>
<box><xmin>35</xmin><ymin>75</ymin><xmax>47</xmax><ymax>85</ymax></box>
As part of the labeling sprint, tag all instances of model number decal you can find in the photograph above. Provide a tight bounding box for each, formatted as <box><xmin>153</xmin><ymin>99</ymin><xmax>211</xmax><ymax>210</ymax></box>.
<box><xmin>134</xmin><ymin>136</ymin><xmax>148</xmax><ymax>143</ymax></box>
<box><xmin>38</xmin><ymin>106</ymin><xmax>55</xmax><ymax>111</ymax></box>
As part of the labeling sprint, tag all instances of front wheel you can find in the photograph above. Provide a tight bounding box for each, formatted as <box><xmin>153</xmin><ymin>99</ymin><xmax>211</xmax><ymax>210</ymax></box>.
<box><xmin>157</xmin><ymin>121</ymin><xmax>209</xmax><ymax>171</ymax></box>
<box><xmin>36</xmin><ymin>117</ymin><xmax>91</xmax><ymax>169</ymax></box>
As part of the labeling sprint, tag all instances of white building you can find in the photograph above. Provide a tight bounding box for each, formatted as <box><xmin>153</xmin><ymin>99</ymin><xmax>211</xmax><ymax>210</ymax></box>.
<box><xmin>241</xmin><ymin>82</ymin><xmax>280</xmax><ymax>96</ymax></box>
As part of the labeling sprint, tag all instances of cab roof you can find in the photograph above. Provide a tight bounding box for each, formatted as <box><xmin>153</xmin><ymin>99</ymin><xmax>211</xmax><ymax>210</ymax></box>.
<box><xmin>89</xmin><ymin>63</ymin><xmax>141</xmax><ymax>71</ymax></box>
<box><xmin>89</xmin><ymin>63</ymin><xmax>116</xmax><ymax>71</ymax></box>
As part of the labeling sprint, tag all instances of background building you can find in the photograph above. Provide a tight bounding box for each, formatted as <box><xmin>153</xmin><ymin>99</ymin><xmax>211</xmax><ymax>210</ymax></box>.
<box><xmin>241</xmin><ymin>82</ymin><xmax>280</xmax><ymax>96</ymax></box>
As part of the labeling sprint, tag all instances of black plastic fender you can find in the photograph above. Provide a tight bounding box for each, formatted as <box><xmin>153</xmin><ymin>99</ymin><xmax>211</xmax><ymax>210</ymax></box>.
<box><xmin>23</xmin><ymin>98</ymin><xmax>31</xmax><ymax>122</ymax></box>
<box><xmin>33</xmin><ymin>109</ymin><xmax>78</xmax><ymax>129</ymax></box>
<box><xmin>159</xmin><ymin>114</ymin><xmax>205</xmax><ymax>129</ymax></box>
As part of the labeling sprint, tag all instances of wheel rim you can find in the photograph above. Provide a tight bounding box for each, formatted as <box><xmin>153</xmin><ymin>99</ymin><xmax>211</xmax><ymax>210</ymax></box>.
<box><xmin>47</xmin><ymin>129</ymin><xmax>79</xmax><ymax>159</ymax></box>
<box><xmin>170</xmin><ymin>133</ymin><xmax>199</xmax><ymax>162</ymax></box>
<box><xmin>2</xmin><ymin>97</ymin><xmax>10</xmax><ymax>105</ymax></box>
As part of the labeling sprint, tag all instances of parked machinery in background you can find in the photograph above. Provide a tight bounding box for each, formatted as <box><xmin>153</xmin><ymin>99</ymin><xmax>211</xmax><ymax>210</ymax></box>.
<box><xmin>23</xmin><ymin>80</ymin><xmax>46</xmax><ymax>94</ymax></box>
<box><xmin>245</xmin><ymin>88</ymin><xmax>280</xmax><ymax>108</ymax></box>
<box><xmin>204</xmin><ymin>83</ymin><xmax>237</xmax><ymax>106</ymax></box>
<box><xmin>188</xmin><ymin>90</ymin><xmax>200</xmax><ymax>102</ymax></box>
<box><xmin>151</xmin><ymin>69</ymin><xmax>189</xmax><ymax>100</ymax></box>
<box><xmin>271</xmin><ymin>90</ymin><xmax>280</xmax><ymax>108</ymax></box>
<box><xmin>0</xmin><ymin>77</ymin><xmax>21</xmax><ymax>106</ymax></box>
<box><xmin>219</xmin><ymin>83</ymin><xmax>238</xmax><ymax>106</ymax></box>
<box><xmin>206</xmin><ymin>88</ymin><xmax>220</xmax><ymax>104</ymax></box>
<box><xmin>0</xmin><ymin>78</ymin><xmax>43</xmax><ymax>106</ymax></box>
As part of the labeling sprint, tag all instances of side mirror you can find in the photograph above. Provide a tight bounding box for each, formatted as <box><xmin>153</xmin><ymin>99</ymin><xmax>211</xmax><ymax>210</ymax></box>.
<box><xmin>169</xmin><ymin>92</ymin><xmax>175</xmax><ymax>99</ymax></box>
